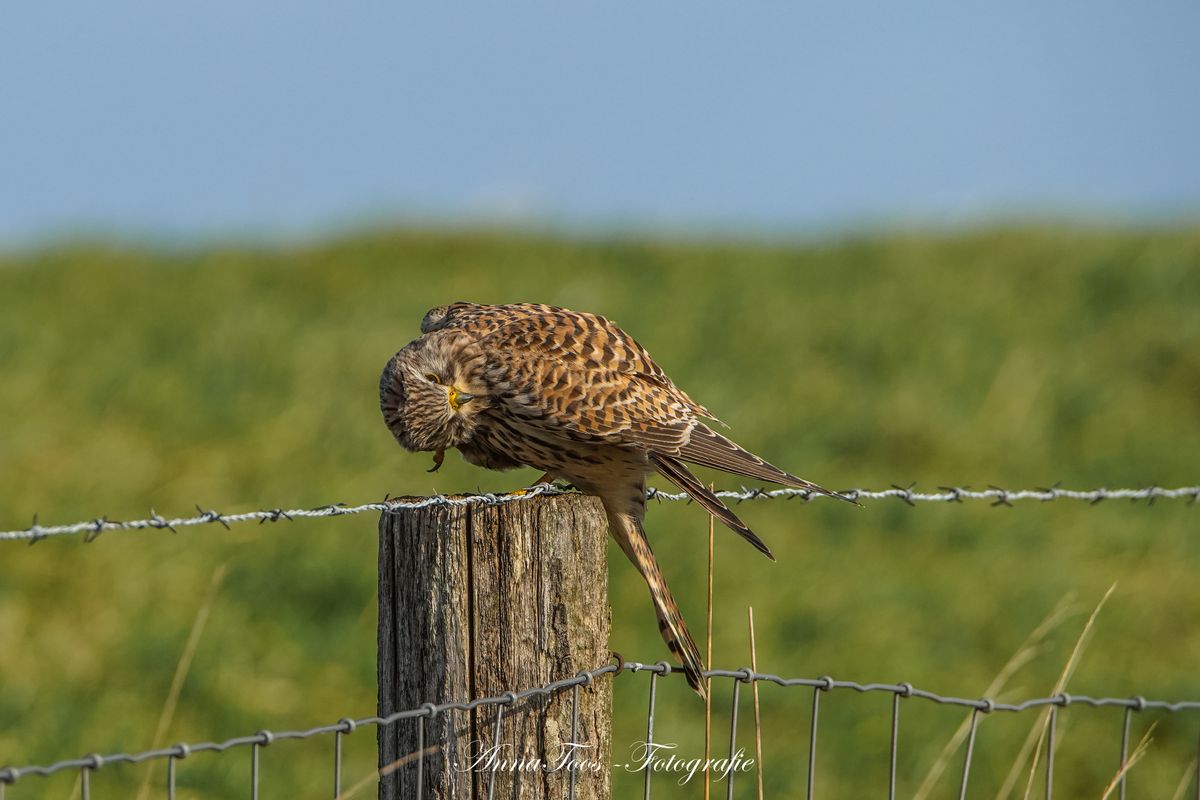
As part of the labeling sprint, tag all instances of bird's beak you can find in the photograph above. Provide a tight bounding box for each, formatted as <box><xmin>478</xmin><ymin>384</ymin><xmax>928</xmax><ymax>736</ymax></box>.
<box><xmin>448</xmin><ymin>387</ymin><xmax>476</xmax><ymax>411</ymax></box>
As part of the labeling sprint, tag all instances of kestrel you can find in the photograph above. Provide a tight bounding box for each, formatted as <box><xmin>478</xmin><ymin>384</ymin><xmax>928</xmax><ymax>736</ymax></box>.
<box><xmin>380</xmin><ymin>302</ymin><xmax>853</xmax><ymax>696</ymax></box>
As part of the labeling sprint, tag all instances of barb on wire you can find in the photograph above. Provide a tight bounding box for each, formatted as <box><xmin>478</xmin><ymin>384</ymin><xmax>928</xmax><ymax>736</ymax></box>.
<box><xmin>1</xmin><ymin>483</ymin><xmax>1196</xmax><ymax>544</ymax></box>
<box><xmin>3</xmin><ymin>661</ymin><xmax>1197</xmax><ymax>787</ymax></box>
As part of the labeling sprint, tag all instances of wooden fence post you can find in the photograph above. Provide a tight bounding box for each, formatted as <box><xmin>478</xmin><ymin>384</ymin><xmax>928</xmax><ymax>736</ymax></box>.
<box><xmin>378</xmin><ymin>493</ymin><xmax>612</xmax><ymax>800</ymax></box>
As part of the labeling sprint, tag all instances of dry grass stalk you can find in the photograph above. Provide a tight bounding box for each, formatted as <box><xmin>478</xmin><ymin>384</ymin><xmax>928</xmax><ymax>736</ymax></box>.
<box><xmin>335</xmin><ymin>742</ymin><xmax>444</xmax><ymax>800</ymax></box>
<box><xmin>704</xmin><ymin>486</ymin><xmax>715</xmax><ymax>800</ymax></box>
<box><xmin>911</xmin><ymin>593</ymin><xmax>1080</xmax><ymax>800</ymax></box>
<box><xmin>134</xmin><ymin>562</ymin><xmax>229</xmax><ymax>800</ymax></box>
<box><xmin>1098</xmin><ymin>723</ymin><xmax>1157</xmax><ymax>800</ymax></box>
<box><xmin>1012</xmin><ymin>582</ymin><xmax>1116</xmax><ymax>800</ymax></box>
<box><xmin>748</xmin><ymin>606</ymin><xmax>764</xmax><ymax>800</ymax></box>
<box><xmin>1166</xmin><ymin>754</ymin><xmax>1198</xmax><ymax>800</ymax></box>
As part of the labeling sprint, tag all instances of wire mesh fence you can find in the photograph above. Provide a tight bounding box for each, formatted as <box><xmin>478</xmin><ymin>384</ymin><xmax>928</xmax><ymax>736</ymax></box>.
<box><xmin>3</xmin><ymin>485</ymin><xmax>1196</xmax><ymax>797</ymax></box>
<box><xmin>2</xmin><ymin>660</ymin><xmax>1198</xmax><ymax>799</ymax></box>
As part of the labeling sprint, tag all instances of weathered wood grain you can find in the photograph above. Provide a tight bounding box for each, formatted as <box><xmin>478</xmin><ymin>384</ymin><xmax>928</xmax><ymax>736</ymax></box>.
<box><xmin>378</xmin><ymin>493</ymin><xmax>611</xmax><ymax>799</ymax></box>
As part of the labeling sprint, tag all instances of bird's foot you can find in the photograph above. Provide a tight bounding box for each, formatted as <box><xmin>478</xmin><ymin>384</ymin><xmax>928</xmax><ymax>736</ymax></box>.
<box><xmin>536</xmin><ymin>473</ymin><xmax>579</xmax><ymax>491</ymax></box>
<box><xmin>426</xmin><ymin>449</ymin><xmax>445</xmax><ymax>473</ymax></box>
<box><xmin>507</xmin><ymin>473</ymin><xmax>575</xmax><ymax>497</ymax></box>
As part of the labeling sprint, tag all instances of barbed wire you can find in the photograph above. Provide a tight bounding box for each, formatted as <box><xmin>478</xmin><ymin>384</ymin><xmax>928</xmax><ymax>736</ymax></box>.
<box><xmin>2</xmin><ymin>660</ymin><xmax>1196</xmax><ymax>797</ymax></box>
<box><xmin>1</xmin><ymin>483</ymin><xmax>1196</xmax><ymax>544</ymax></box>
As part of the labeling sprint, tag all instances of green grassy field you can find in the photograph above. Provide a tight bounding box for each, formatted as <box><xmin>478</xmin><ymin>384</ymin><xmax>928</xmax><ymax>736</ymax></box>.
<box><xmin>1</xmin><ymin>226</ymin><xmax>1198</xmax><ymax>798</ymax></box>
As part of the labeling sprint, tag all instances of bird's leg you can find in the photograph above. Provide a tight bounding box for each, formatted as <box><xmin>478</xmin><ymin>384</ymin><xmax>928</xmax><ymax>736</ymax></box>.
<box><xmin>427</xmin><ymin>449</ymin><xmax>445</xmax><ymax>473</ymax></box>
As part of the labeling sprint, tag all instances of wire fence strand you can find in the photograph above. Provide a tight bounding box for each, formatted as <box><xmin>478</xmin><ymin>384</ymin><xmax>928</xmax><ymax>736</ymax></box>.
<box><xmin>3</xmin><ymin>660</ymin><xmax>1197</xmax><ymax>788</ymax></box>
<box><xmin>2</xmin><ymin>483</ymin><xmax>1196</xmax><ymax>543</ymax></box>
<box><xmin>5</xmin><ymin>483</ymin><xmax>1198</xmax><ymax>793</ymax></box>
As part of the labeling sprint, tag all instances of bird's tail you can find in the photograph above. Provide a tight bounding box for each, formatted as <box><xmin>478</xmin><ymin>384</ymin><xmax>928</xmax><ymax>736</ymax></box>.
<box><xmin>606</xmin><ymin>505</ymin><xmax>707</xmax><ymax>698</ymax></box>
<box><xmin>649</xmin><ymin>452</ymin><xmax>775</xmax><ymax>560</ymax></box>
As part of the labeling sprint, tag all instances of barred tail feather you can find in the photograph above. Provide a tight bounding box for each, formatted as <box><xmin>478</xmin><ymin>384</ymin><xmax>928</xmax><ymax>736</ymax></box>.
<box><xmin>654</xmin><ymin>591</ymin><xmax>707</xmax><ymax>697</ymax></box>
<box><xmin>606</xmin><ymin>505</ymin><xmax>707</xmax><ymax>697</ymax></box>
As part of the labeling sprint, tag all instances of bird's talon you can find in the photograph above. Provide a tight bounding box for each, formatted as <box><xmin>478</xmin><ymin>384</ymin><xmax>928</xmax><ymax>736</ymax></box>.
<box><xmin>427</xmin><ymin>450</ymin><xmax>445</xmax><ymax>473</ymax></box>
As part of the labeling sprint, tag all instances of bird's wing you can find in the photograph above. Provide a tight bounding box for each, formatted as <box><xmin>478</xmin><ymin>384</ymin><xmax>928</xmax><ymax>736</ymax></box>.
<box><xmin>459</xmin><ymin>304</ymin><xmax>710</xmax><ymax>443</ymax></box>
<box><xmin>448</xmin><ymin>303</ymin><xmax>857</xmax><ymax>504</ymax></box>
<box><xmin>675</xmin><ymin>424</ymin><xmax>859</xmax><ymax>504</ymax></box>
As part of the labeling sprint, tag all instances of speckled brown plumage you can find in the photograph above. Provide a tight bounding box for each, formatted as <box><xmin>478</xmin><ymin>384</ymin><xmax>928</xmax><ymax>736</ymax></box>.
<box><xmin>381</xmin><ymin>302</ymin><xmax>853</xmax><ymax>696</ymax></box>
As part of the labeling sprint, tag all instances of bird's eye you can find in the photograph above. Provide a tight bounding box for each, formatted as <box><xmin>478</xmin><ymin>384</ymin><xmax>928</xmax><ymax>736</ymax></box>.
<box><xmin>424</xmin><ymin>373</ymin><xmax>440</xmax><ymax>384</ymax></box>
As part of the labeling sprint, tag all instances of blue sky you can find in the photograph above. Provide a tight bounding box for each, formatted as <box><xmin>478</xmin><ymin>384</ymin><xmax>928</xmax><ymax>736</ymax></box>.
<box><xmin>2</xmin><ymin>1</ymin><xmax>1198</xmax><ymax>243</ymax></box>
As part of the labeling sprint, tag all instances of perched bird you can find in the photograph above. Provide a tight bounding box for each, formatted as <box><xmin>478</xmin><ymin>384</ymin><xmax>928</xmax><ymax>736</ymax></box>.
<box><xmin>380</xmin><ymin>302</ymin><xmax>853</xmax><ymax>696</ymax></box>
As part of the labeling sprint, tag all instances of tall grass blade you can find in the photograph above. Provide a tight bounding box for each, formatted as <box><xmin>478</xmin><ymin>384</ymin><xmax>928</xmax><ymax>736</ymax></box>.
<box><xmin>912</xmin><ymin>593</ymin><xmax>1079</xmax><ymax>800</ymax></box>
<box><xmin>134</xmin><ymin>563</ymin><xmax>229</xmax><ymax>800</ymax></box>
<box><xmin>1015</xmin><ymin>583</ymin><xmax>1116</xmax><ymax>800</ymax></box>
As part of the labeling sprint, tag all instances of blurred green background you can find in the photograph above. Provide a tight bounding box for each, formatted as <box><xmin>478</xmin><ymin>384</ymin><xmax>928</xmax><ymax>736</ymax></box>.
<box><xmin>1</xmin><ymin>227</ymin><xmax>1198</xmax><ymax>797</ymax></box>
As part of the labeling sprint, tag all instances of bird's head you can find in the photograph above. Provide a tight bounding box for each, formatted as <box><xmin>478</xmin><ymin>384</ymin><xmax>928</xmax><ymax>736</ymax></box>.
<box><xmin>379</xmin><ymin>335</ymin><xmax>487</xmax><ymax>453</ymax></box>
